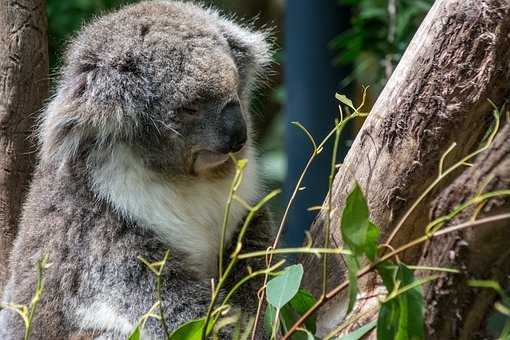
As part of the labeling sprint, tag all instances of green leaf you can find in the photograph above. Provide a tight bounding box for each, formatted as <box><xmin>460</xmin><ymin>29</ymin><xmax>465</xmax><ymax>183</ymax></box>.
<box><xmin>376</xmin><ymin>262</ymin><xmax>425</xmax><ymax>340</ymax></box>
<box><xmin>365</xmin><ymin>222</ymin><xmax>380</xmax><ymax>262</ymax></box>
<box><xmin>377</xmin><ymin>298</ymin><xmax>400</xmax><ymax>340</ymax></box>
<box><xmin>337</xmin><ymin>319</ymin><xmax>377</xmax><ymax>340</ymax></box>
<box><xmin>264</xmin><ymin>304</ymin><xmax>278</xmax><ymax>337</ymax></box>
<box><xmin>128</xmin><ymin>325</ymin><xmax>141</xmax><ymax>340</ymax></box>
<box><xmin>345</xmin><ymin>254</ymin><xmax>360</xmax><ymax>314</ymax></box>
<box><xmin>280</xmin><ymin>305</ymin><xmax>296</xmax><ymax>333</ymax></box>
<box><xmin>266</xmin><ymin>305</ymin><xmax>310</xmax><ymax>340</ymax></box>
<box><xmin>169</xmin><ymin>318</ymin><xmax>206</xmax><ymax>340</ymax></box>
<box><xmin>335</xmin><ymin>93</ymin><xmax>356</xmax><ymax>110</ymax></box>
<box><xmin>266</xmin><ymin>264</ymin><xmax>304</xmax><ymax>309</ymax></box>
<box><xmin>341</xmin><ymin>182</ymin><xmax>379</xmax><ymax>260</ymax></box>
<box><xmin>294</xmin><ymin>328</ymin><xmax>316</xmax><ymax>340</ymax></box>
<box><xmin>289</xmin><ymin>289</ymin><xmax>318</xmax><ymax>333</ymax></box>
<box><xmin>265</xmin><ymin>289</ymin><xmax>318</xmax><ymax>339</ymax></box>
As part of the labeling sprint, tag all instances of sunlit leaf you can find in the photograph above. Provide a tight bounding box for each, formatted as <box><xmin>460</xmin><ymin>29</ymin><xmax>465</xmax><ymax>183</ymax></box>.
<box><xmin>265</xmin><ymin>288</ymin><xmax>317</xmax><ymax>339</ymax></box>
<box><xmin>335</xmin><ymin>93</ymin><xmax>356</xmax><ymax>110</ymax></box>
<box><xmin>128</xmin><ymin>325</ymin><xmax>141</xmax><ymax>340</ymax></box>
<box><xmin>267</xmin><ymin>264</ymin><xmax>304</xmax><ymax>309</ymax></box>
<box><xmin>169</xmin><ymin>318</ymin><xmax>206</xmax><ymax>340</ymax></box>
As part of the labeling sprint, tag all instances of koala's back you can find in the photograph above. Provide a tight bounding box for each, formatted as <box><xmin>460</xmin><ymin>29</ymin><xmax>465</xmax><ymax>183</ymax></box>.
<box><xmin>0</xmin><ymin>164</ymin><xmax>210</xmax><ymax>339</ymax></box>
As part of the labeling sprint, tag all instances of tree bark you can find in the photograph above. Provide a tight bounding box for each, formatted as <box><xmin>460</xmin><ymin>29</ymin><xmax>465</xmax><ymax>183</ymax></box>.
<box><xmin>419</xmin><ymin>123</ymin><xmax>510</xmax><ymax>339</ymax></box>
<box><xmin>0</xmin><ymin>0</ymin><xmax>48</xmax><ymax>291</ymax></box>
<box><xmin>300</xmin><ymin>0</ymin><xmax>510</xmax><ymax>334</ymax></box>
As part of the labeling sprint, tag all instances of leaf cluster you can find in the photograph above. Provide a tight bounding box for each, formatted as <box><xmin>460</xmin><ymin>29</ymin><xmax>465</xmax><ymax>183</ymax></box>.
<box><xmin>333</xmin><ymin>0</ymin><xmax>432</xmax><ymax>86</ymax></box>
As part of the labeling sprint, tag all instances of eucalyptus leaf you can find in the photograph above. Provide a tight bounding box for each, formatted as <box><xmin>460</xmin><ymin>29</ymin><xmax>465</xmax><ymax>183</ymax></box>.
<box><xmin>335</xmin><ymin>93</ymin><xmax>356</xmax><ymax>110</ymax></box>
<box><xmin>265</xmin><ymin>288</ymin><xmax>318</xmax><ymax>339</ymax></box>
<box><xmin>128</xmin><ymin>325</ymin><xmax>141</xmax><ymax>340</ymax></box>
<box><xmin>365</xmin><ymin>222</ymin><xmax>380</xmax><ymax>262</ymax></box>
<box><xmin>169</xmin><ymin>318</ymin><xmax>205</xmax><ymax>340</ymax></box>
<box><xmin>294</xmin><ymin>328</ymin><xmax>316</xmax><ymax>340</ymax></box>
<box><xmin>264</xmin><ymin>304</ymin><xmax>277</xmax><ymax>337</ymax></box>
<box><xmin>345</xmin><ymin>254</ymin><xmax>360</xmax><ymax>314</ymax></box>
<box><xmin>341</xmin><ymin>183</ymin><xmax>380</xmax><ymax>262</ymax></box>
<box><xmin>289</xmin><ymin>289</ymin><xmax>318</xmax><ymax>333</ymax></box>
<box><xmin>376</xmin><ymin>262</ymin><xmax>425</xmax><ymax>340</ymax></box>
<box><xmin>280</xmin><ymin>305</ymin><xmax>296</xmax><ymax>333</ymax></box>
<box><xmin>266</xmin><ymin>264</ymin><xmax>304</xmax><ymax>309</ymax></box>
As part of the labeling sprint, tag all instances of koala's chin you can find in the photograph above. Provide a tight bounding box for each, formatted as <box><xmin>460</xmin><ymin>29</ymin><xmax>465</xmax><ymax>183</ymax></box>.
<box><xmin>192</xmin><ymin>148</ymin><xmax>246</xmax><ymax>178</ymax></box>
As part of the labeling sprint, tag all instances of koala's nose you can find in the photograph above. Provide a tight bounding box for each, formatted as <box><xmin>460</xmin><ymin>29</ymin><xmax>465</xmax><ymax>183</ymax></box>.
<box><xmin>228</xmin><ymin>126</ymin><xmax>247</xmax><ymax>153</ymax></box>
<box><xmin>220</xmin><ymin>102</ymin><xmax>247</xmax><ymax>154</ymax></box>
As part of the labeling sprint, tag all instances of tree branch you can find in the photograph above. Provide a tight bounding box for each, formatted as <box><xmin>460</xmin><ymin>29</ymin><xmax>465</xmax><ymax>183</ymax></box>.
<box><xmin>300</xmin><ymin>0</ymin><xmax>510</xmax><ymax>334</ymax></box>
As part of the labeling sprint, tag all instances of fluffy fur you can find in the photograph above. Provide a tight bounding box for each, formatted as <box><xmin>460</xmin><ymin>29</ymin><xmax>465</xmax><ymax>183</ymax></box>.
<box><xmin>0</xmin><ymin>1</ymin><xmax>273</xmax><ymax>338</ymax></box>
<box><xmin>90</xmin><ymin>144</ymin><xmax>260</xmax><ymax>276</ymax></box>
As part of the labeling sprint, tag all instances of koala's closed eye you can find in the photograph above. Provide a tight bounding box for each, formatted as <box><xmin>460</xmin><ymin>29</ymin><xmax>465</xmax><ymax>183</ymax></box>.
<box><xmin>178</xmin><ymin>104</ymin><xmax>200</xmax><ymax>117</ymax></box>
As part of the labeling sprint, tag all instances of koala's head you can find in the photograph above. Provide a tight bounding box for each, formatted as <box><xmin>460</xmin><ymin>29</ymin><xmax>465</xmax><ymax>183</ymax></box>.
<box><xmin>40</xmin><ymin>1</ymin><xmax>271</xmax><ymax>177</ymax></box>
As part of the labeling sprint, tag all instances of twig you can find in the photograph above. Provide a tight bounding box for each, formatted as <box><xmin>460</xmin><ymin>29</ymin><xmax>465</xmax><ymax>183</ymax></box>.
<box><xmin>282</xmin><ymin>213</ymin><xmax>510</xmax><ymax>339</ymax></box>
<box><xmin>203</xmin><ymin>189</ymin><xmax>280</xmax><ymax>339</ymax></box>
<box><xmin>237</xmin><ymin>247</ymin><xmax>350</xmax><ymax>260</ymax></box>
<box><xmin>251</xmin><ymin>110</ymin><xmax>368</xmax><ymax>339</ymax></box>
<box><xmin>385</xmin><ymin>108</ymin><xmax>501</xmax><ymax>245</ymax></box>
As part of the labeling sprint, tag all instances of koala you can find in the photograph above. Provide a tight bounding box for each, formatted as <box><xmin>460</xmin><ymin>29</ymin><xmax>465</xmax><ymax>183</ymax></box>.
<box><xmin>0</xmin><ymin>1</ymin><xmax>273</xmax><ymax>338</ymax></box>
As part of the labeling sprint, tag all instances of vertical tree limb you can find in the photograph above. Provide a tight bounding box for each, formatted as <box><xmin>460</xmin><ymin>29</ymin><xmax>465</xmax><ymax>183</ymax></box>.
<box><xmin>0</xmin><ymin>0</ymin><xmax>48</xmax><ymax>291</ymax></box>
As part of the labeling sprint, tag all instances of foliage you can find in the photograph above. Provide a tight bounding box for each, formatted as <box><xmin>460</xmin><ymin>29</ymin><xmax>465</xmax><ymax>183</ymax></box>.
<box><xmin>265</xmin><ymin>288</ymin><xmax>318</xmax><ymax>339</ymax></box>
<box><xmin>0</xmin><ymin>256</ymin><xmax>51</xmax><ymax>340</ymax></box>
<box><xmin>47</xmin><ymin>0</ymin><xmax>137</xmax><ymax>71</ymax></box>
<box><xmin>264</xmin><ymin>265</ymin><xmax>318</xmax><ymax>339</ymax></box>
<box><xmin>340</xmin><ymin>184</ymin><xmax>425</xmax><ymax>340</ymax></box>
<box><xmin>333</xmin><ymin>0</ymin><xmax>433</xmax><ymax>87</ymax></box>
<box><xmin>376</xmin><ymin>262</ymin><xmax>425</xmax><ymax>340</ymax></box>
<box><xmin>267</xmin><ymin>264</ymin><xmax>304</xmax><ymax>309</ymax></box>
<box><xmin>468</xmin><ymin>280</ymin><xmax>510</xmax><ymax>339</ymax></box>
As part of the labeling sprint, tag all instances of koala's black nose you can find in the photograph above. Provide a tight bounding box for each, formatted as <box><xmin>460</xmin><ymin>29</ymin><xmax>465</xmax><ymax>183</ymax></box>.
<box><xmin>220</xmin><ymin>102</ymin><xmax>247</xmax><ymax>154</ymax></box>
<box><xmin>229</xmin><ymin>127</ymin><xmax>247</xmax><ymax>153</ymax></box>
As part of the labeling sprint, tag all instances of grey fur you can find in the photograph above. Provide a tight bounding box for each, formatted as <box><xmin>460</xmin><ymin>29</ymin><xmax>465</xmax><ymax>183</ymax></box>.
<box><xmin>0</xmin><ymin>1</ymin><xmax>273</xmax><ymax>338</ymax></box>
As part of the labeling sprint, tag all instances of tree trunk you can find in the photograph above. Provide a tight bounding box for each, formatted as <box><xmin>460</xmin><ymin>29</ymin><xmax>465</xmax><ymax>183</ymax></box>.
<box><xmin>0</xmin><ymin>0</ymin><xmax>48</xmax><ymax>291</ymax></box>
<box><xmin>300</xmin><ymin>0</ymin><xmax>510</xmax><ymax>334</ymax></box>
<box><xmin>420</xmin><ymin>123</ymin><xmax>510</xmax><ymax>339</ymax></box>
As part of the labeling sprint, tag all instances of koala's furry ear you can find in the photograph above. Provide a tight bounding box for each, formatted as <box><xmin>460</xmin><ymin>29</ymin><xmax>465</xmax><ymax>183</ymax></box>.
<box><xmin>39</xmin><ymin>97</ymin><xmax>92</xmax><ymax>165</ymax></box>
<box><xmin>217</xmin><ymin>18</ymin><xmax>273</xmax><ymax>97</ymax></box>
<box><xmin>39</xmin><ymin>44</ymin><xmax>155</xmax><ymax>165</ymax></box>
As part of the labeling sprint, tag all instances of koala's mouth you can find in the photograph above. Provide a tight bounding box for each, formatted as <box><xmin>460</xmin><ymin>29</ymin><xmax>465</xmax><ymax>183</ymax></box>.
<box><xmin>192</xmin><ymin>150</ymin><xmax>231</xmax><ymax>174</ymax></box>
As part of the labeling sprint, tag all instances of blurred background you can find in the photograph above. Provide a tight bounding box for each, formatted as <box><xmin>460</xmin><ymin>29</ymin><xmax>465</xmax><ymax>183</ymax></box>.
<box><xmin>47</xmin><ymin>0</ymin><xmax>432</xmax><ymax>247</ymax></box>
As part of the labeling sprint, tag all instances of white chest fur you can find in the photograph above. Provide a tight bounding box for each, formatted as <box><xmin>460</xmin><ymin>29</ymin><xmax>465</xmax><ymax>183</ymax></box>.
<box><xmin>90</xmin><ymin>145</ymin><xmax>260</xmax><ymax>277</ymax></box>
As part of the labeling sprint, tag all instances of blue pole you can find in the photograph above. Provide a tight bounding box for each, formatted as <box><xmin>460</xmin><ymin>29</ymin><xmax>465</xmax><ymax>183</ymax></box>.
<box><xmin>283</xmin><ymin>0</ymin><xmax>351</xmax><ymax>247</ymax></box>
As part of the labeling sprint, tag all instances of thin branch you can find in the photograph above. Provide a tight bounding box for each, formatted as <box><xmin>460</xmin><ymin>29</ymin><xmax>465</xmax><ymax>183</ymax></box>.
<box><xmin>282</xmin><ymin>213</ymin><xmax>510</xmax><ymax>339</ymax></box>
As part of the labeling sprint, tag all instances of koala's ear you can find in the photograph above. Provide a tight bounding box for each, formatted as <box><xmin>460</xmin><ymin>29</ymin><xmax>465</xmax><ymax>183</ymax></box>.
<box><xmin>39</xmin><ymin>98</ymin><xmax>93</xmax><ymax>165</ymax></box>
<box><xmin>218</xmin><ymin>19</ymin><xmax>272</xmax><ymax>95</ymax></box>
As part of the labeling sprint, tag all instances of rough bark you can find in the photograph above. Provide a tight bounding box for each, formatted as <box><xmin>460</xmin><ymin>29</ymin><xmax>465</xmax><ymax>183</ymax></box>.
<box><xmin>419</xmin><ymin>123</ymin><xmax>510</xmax><ymax>339</ymax></box>
<box><xmin>299</xmin><ymin>0</ymin><xmax>510</xmax><ymax>334</ymax></box>
<box><xmin>0</xmin><ymin>0</ymin><xmax>48</xmax><ymax>291</ymax></box>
